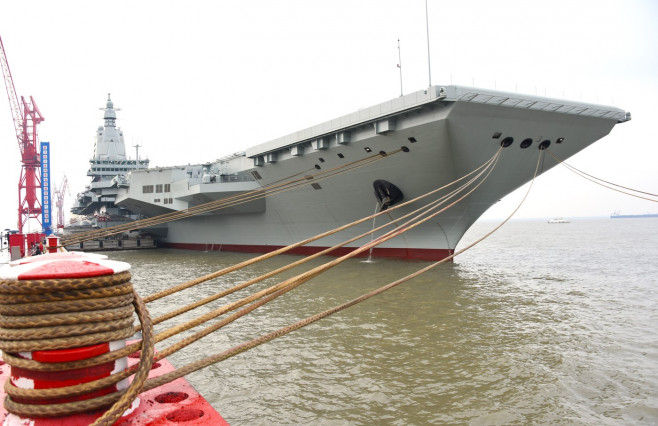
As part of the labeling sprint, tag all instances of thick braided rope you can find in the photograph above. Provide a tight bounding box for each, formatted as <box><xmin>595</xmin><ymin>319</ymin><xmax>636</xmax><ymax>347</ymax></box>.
<box><xmin>1</xmin><ymin>339</ymin><xmax>141</xmax><ymax>372</ymax></box>
<box><xmin>0</xmin><ymin>271</ymin><xmax>131</xmax><ymax>294</ymax></box>
<box><xmin>0</xmin><ymin>271</ymin><xmax>156</xmax><ymax>421</ymax></box>
<box><xmin>0</xmin><ymin>272</ymin><xmax>135</xmax><ymax>352</ymax></box>
<box><xmin>2</xmin><ymin>290</ymin><xmax>155</xmax><ymax>423</ymax></box>
<box><xmin>141</xmin><ymin>148</ymin><xmax>533</xmax><ymax>393</ymax></box>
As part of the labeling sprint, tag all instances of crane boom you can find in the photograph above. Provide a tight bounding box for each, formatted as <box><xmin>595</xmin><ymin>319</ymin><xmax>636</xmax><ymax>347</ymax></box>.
<box><xmin>54</xmin><ymin>175</ymin><xmax>69</xmax><ymax>229</ymax></box>
<box><xmin>0</xmin><ymin>35</ymin><xmax>45</xmax><ymax>234</ymax></box>
<box><xmin>0</xmin><ymin>36</ymin><xmax>24</xmax><ymax>154</ymax></box>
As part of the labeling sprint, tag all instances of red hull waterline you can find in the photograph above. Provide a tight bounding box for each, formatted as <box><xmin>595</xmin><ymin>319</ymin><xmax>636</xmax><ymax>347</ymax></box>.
<box><xmin>161</xmin><ymin>242</ymin><xmax>454</xmax><ymax>262</ymax></box>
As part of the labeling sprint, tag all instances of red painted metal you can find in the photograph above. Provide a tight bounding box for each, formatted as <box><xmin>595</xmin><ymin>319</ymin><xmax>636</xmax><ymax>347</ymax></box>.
<box><xmin>25</xmin><ymin>232</ymin><xmax>45</xmax><ymax>256</ymax></box>
<box><xmin>17</xmin><ymin>259</ymin><xmax>115</xmax><ymax>280</ymax></box>
<box><xmin>0</xmin><ymin>252</ymin><xmax>229</xmax><ymax>425</ymax></box>
<box><xmin>7</xmin><ymin>233</ymin><xmax>25</xmax><ymax>258</ymax></box>
<box><xmin>47</xmin><ymin>236</ymin><xmax>58</xmax><ymax>253</ymax></box>
<box><xmin>0</xmin><ymin>36</ymin><xmax>45</xmax><ymax>233</ymax></box>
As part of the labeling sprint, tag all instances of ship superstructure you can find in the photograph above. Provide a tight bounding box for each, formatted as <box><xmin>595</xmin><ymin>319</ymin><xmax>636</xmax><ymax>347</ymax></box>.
<box><xmin>71</xmin><ymin>94</ymin><xmax>149</xmax><ymax>229</ymax></box>
<box><xmin>115</xmin><ymin>85</ymin><xmax>629</xmax><ymax>260</ymax></box>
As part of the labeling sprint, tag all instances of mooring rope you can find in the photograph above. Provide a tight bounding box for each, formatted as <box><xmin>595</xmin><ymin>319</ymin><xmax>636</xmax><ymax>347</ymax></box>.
<box><xmin>0</xmin><ymin>148</ymin><xmax>502</xmax><ymax>383</ymax></box>
<box><xmin>0</xmin><ymin>272</ymin><xmax>135</xmax><ymax>352</ymax></box>
<box><xmin>547</xmin><ymin>149</ymin><xmax>658</xmax><ymax>202</ymax></box>
<box><xmin>8</xmin><ymin>138</ymin><xmax>655</xmax><ymax>421</ymax></box>
<box><xmin>0</xmin><ymin>147</ymin><xmax>501</xmax><ymax>379</ymax></box>
<box><xmin>118</xmin><ymin>148</ymin><xmax>543</xmax><ymax>395</ymax></box>
<box><xmin>18</xmin><ymin>142</ymin><xmax>503</xmax><ymax>405</ymax></box>
<box><xmin>0</xmin><ymin>146</ymin><xmax>508</xmax><ymax>421</ymax></box>
<box><xmin>61</xmin><ymin>149</ymin><xmax>403</xmax><ymax>247</ymax></box>
<box><xmin>0</xmin><ymin>272</ymin><xmax>156</xmax><ymax>425</ymax></box>
<box><xmin>142</xmin><ymin>147</ymin><xmax>503</xmax><ymax>304</ymax></box>
<box><xmin>130</xmin><ymin>146</ymin><xmax>503</xmax><ymax>365</ymax></box>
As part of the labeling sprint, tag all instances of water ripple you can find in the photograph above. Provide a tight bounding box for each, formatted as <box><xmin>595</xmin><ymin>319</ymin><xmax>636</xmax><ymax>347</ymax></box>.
<box><xmin>104</xmin><ymin>218</ymin><xmax>658</xmax><ymax>424</ymax></box>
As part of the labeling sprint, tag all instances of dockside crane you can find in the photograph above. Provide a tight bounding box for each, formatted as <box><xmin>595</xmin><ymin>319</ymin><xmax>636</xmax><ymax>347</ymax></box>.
<box><xmin>54</xmin><ymin>175</ymin><xmax>69</xmax><ymax>230</ymax></box>
<box><xmin>0</xmin><ymin>36</ymin><xmax>45</xmax><ymax>233</ymax></box>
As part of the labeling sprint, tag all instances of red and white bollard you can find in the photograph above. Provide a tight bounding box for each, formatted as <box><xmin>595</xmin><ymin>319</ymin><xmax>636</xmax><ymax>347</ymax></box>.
<box><xmin>46</xmin><ymin>236</ymin><xmax>59</xmax><ymax>254</ymax></box>
<box><xmin>0</xmin><ymin>252</ymin><xmax>228</xmax><ymax>425</ymax></box>
<box><xmin>0</xmin><ymin>252</ymin><xmax>136</xmax><ymax>425</ymax></box>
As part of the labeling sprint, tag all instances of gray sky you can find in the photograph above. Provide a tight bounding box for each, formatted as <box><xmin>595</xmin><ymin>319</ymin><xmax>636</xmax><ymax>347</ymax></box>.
<box><xmin>1</xmin><ymin>0</ymin><xmax>657</xmax><ymax>231</ymax></box>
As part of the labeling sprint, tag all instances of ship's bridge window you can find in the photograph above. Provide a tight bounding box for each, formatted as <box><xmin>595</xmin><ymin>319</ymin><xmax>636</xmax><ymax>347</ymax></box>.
<box><xmin>143</xmin><ymin>185</ymin><xmax>154</xmax><ymax>193</ymax></box>
<box><xmin>164</xmin><ymin>184</ymin><xmax>171</xmax><ymax>192</ymax></box>
<box><xmin>156</xmin><ymin>184</ymin><xmax>163</xmax><ymax>193</ymax></box>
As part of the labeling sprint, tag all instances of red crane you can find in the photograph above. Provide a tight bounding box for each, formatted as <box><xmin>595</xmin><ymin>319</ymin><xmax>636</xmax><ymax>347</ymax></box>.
<box><xmin>53</xmin><ymin>175</ymin><xmax>69</xmax><ymax>230</ymax></box>
<box><xmin>0</xmin><ymin>36</ymin><xmax>45</xmax><ymax>233</ymax></box>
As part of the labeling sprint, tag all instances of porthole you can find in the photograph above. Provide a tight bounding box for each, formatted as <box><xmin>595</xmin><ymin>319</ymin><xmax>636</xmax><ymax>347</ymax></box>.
<box><xmin>379</xmin><ymin>151</ymin><xmax>387</xmax><ymax>156</ymax></box>
<box><xmin>314</xmin><ymin>164</ymin><xmax>321</xmax><ymax>170</ymax></box>
<box><xmin>337</xmin><ymin>153</ymin><xmax>344</xmax><ymax>158</ymax></box>
<box><xmin>539</xmin><ymin>140</ymin><xmax>551</xmax><ymax>150</ymax></box>
<box><xmin>408</xmin><ymin>137</ymin><xmax>417</xmax><ymax>143</ymax></box>
<box><xmin>319</xmin><ymin>158</ymin><xmax>325</xmax><ymax>163</ymax></box>
<box><xmin>492</xmin><ymin>132</ymin><xmax>502</xmax><ymax>139</ymax></box>
<box><xmin>556</xmin><ymin>137</ymin><xmax>564</xmax><ymax>144</ymax></box>
<box><xmin>364</xmin><ymin>147</ymin><xmax>372</xmax><ymax>153</ymax></box>
<box><xmin>401</xmin><ymin>146</ymin><xmax>410</xmax><ymax>152</ymax></box>
<box><xmin>501</xmin><ymin>137</ymin><xmax>514</xmax><ymax>147</ymax></box>
<box><xmin>520</xmin><ymin>138</ymin><xmax>533</xmax><ymax>149</ymax></box>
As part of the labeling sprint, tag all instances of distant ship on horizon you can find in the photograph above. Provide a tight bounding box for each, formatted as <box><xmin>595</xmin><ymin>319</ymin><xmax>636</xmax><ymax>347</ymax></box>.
<box><xmin>610</xmin><ymin>211</ymin><xmax>658</xmax><ymax>219</ymax></box>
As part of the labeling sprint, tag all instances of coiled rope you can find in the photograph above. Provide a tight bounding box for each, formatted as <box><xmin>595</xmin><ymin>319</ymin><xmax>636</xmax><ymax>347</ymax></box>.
<box><xmin>0</xmin><ymin>271</ymin><xmax>155</xmax><ymax>426</ymax></box>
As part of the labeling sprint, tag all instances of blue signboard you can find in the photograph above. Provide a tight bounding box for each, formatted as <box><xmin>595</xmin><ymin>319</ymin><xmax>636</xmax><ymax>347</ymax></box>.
<box><xmin>40</xmin><ymin>141</ymin><xmax>52</xmax><ymax>235</ymax></box>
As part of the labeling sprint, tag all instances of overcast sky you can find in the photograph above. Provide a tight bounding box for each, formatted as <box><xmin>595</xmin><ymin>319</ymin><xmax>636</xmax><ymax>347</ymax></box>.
<box><xmin>1</xmin><ymin>0</ymin><xmax>657</xmax><ymax>232</ymax></box>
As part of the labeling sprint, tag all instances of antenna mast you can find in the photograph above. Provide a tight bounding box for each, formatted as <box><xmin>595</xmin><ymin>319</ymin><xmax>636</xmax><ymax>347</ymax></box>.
<box><xmin>133</xmin><ymin>143</ymin><xmax>141</xmax><ymax>165</ymax></box>
<box><xmin>397</xmin><ymin>39</ymin><xmax>403</xmax><ymax>97</ymax></box>
<box><xmin>425</xmin><ymin>0</ymin><xmax>432</xmax><ymax>87</ymax></box>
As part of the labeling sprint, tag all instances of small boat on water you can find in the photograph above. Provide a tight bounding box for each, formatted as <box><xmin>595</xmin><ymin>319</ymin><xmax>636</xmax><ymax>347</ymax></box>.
<box><xmin>548</xmin><ymin>217</ymin><xmax>570</xmax><ymax>223</ymax></box>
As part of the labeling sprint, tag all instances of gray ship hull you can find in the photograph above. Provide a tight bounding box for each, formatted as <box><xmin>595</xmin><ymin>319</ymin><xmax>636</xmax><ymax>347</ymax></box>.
<box><xmin>116</xmin><ymin>86</ymin><xmax>627</xmax><ymax>260</ymax></box>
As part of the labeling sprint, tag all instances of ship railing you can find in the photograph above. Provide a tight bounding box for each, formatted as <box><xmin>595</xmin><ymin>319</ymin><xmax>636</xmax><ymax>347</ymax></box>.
<box><xmin>191</xmin><ymin>174</ymin><xmax>255</xmax><ymax>185</ymax></box>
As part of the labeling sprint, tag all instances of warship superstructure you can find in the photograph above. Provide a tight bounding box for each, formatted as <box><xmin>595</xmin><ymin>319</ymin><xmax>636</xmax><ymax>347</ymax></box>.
<box><xmin>70</xmin><ymin>95</ymin><xmax>149</xmax><ymax>230</ymax></box>
<box><xmin>114</xmin><ymin>85</ymin><xmax>629</xmax><ymax>260</ymax></box>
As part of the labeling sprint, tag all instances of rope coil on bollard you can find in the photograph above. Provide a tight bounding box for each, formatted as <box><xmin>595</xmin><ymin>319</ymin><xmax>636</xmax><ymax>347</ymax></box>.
<box><xmin>0</xmin><ymin>259</ymin><xmax>155</xmax><ymax>425</ymax></box>
<box><xmin>0</xmin><ymin>274</ymin><xmax>135</xmax><ymax>353</ymax></box>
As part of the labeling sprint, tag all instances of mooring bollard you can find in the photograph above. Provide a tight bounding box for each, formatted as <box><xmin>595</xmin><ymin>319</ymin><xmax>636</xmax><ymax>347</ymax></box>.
<box><xmin>0</xmin><ymin>252</ymin><xmax>137</xmax><ymax>424</ymax></box>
